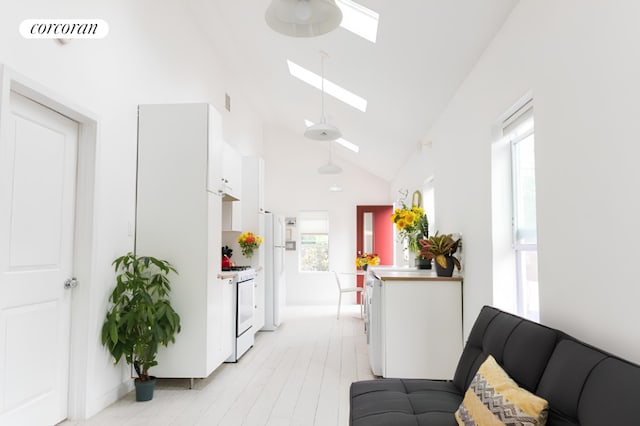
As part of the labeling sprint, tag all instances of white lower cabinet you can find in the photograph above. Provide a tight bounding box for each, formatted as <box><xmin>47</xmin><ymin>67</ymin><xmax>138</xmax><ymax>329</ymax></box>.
<box><xmin>373</xmin><ymin>270</ymin><xmax>463</xmax><ymax>380</ymax></box>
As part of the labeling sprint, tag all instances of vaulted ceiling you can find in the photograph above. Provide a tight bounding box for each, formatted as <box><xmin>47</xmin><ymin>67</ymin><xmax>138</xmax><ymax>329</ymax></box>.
<box><xmin>185</xmin><ymin>0</ymin><xmax>518</xmax><ymax>181</ymax></box>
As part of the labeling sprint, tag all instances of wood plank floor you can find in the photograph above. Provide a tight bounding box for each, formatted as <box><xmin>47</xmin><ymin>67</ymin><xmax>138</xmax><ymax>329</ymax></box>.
<box><xmin>62</xmin><ymin>305</ymin><xmax>374</xmax><ymax>426</ymax></box>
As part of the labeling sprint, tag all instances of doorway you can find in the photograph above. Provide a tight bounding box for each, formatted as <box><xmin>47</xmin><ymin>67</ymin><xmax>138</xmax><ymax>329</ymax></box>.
<box><xmin>0</xmin><ymin>65</ymin><xmax>98</xmax><ymax>422</ymax></box>
<box><xmin>356</xmin><ymin>205</ymin><xmax>394</xmax><ymax>302</ymax></box>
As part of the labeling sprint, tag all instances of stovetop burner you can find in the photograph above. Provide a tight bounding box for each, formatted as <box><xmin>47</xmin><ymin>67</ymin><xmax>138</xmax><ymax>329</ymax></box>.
<box><xmin>222</xmin><ymin>266</ymin><xmax>252</xmax><ymax>271</ymax></box>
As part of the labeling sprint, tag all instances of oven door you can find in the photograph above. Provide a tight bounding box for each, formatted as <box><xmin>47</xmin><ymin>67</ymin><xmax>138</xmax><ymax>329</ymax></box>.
<box><xmin>237</xmin><ymin>278</ymin><xmax>254</xmax><ymax>336</ymax></box>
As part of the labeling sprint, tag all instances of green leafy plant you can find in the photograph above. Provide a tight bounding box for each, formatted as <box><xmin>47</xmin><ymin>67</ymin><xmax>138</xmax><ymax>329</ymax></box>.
<box><xmin>101</xmin><ymin>253</ymin><xmax>181</xmax><ymax>381</ymax></box>
<box><xmin>419</xmin><ymin>233</ymin><xmax>461</xmax><ymax>270</ymax></box>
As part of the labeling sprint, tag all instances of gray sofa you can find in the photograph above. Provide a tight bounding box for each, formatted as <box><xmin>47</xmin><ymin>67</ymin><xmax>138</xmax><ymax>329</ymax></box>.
<box><xmin>350</xmin><ymin>305</ymin><xmax>640</xmax><ymax>425</ymax></box>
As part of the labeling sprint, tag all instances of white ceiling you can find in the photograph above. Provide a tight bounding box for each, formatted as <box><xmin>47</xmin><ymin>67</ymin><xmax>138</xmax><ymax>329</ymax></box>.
<box><xmin>185</xmin><ymin>0</ymin><xmax>518</xmax><ymax>181</ymax></box>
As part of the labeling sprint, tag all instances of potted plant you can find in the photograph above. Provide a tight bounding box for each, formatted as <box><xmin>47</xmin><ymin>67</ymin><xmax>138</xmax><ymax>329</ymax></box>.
<box><xmin>419</xmin><ymin>233</ymin><xmax>461</xmax><ymax>277</ymax></box>
<box><xmin>101</xmin><ymin>252</ymin><xmax>181</xmax><ymax>401</ymax></box>
<box><xmin>355</xmin><ymin>252</ymin><xmax>380</xmax><ymax>271</ymax></box>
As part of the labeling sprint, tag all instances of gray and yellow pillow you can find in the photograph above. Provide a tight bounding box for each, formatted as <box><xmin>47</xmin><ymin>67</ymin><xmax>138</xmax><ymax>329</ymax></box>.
<box><xmin>455</xmin><ymin>355</ymin><xmax>548</xmax><ymax>426</ymax></box>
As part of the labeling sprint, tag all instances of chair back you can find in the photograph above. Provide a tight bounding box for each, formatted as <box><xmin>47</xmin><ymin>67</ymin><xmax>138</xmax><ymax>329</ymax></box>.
<box><xmin>333</xmin><ymin>271</ymin><xmax>357</xmax><ymax>291</ymax></box>
<box><xmin>333</xmin><ymin>271</ymin><xmax>343</xmax><ymax>291</ymax></box>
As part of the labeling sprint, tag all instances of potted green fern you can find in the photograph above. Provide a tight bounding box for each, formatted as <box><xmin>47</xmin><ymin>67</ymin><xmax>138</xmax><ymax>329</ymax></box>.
<box><xmin>101</xmin><ymin>252</ymin><xmax>181</xmax><ymax>401</ymax></box>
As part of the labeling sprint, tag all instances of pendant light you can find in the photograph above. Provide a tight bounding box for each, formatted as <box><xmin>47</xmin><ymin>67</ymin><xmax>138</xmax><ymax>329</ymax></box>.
<box><xmin>305</xmin><ymin>51</ymin><xmax>342</xmax><ymax>141</ymax></box>
<box><xmin>318</xmin><ymin>141</ymin><xmax>342</xmax><ymax>174</ymax></box>
<box><xmin>265</xmin><ymin>0</ymin><xmax>343</xmax><ymax>38</ymax></box>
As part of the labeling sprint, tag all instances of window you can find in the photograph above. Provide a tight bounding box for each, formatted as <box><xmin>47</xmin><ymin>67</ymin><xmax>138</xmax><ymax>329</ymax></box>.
<box><xmin>335</xmin><ymin>0</ymin><xmax>380</xmax><ymax>43</ymax></box>
<box><xmin>506</xmin><ymin>102</ymin><xmax>539</xmax><ymax>321</ymax></box>
<box><xmin>492</xmin><ymin>99</ymin><xmax>539</xmax><ymax>322</ymax></box>
<box><xmin>287</xmin><ymin>60</ymin><xmax>368</xmax><ymax>112</ymax></box>
<box><xmin>299</xmin><ymin>211</ymin><xmax>330</xmax><ymax>272</ymax></box>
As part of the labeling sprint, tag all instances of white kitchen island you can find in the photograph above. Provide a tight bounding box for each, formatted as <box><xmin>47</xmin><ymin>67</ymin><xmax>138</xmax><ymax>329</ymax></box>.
<box><xmin>367</xmin><ymin>267</ymin><xmax>463</xmax><ymax>380</ymax></box>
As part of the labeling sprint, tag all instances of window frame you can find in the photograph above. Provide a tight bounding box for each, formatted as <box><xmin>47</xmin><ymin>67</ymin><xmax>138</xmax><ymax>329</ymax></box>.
<box><xmin>506</xmin><ymin>107</ymin><xmax>539</xmax><ymax>321</ymax></box>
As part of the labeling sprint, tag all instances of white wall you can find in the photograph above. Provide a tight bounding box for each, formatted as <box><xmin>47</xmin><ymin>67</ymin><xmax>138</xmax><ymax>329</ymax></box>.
<box><xmin>0</xmin><ymin>0</ymin><xmax>263</xmax><ymax>418</ymax></box>
<box><xmin>394</xmin><ymin>0</ymin><xmax>640</xmax><ymax>364</ymax></box>
<box><xmin>263</xmin><ymin>125</ymin><xmax>391</xmax><ymax>305</ymax></box>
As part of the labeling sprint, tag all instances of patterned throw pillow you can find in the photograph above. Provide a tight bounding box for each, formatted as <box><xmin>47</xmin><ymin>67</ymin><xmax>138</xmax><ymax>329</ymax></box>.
<box><xmin>455</xmin><ymin>355</ymin><xmax>549</xmax><ymax>426</ymax></box>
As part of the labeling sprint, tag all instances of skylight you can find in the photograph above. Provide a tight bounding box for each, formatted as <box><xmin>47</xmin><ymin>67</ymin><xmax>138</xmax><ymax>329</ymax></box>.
<box><xmin>305</xmin><ymin>119</ymin><xmax>360</xmax><ymax>153</ymax></box>
<box><xmin>288</xmin><ymin>60</ymin><xmax>368</xmax><ymax>112</ymax></box>
<box><xmin>336</xmin><ymin>0</ymin><xmax>379</xmax><ymax>43</ymax></box>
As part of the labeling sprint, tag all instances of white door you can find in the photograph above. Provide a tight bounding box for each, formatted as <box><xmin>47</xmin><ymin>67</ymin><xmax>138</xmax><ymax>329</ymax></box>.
<box><xmin>0</xmin><ymin>91</ymin><xmax>78</xmax><ymax>425</ymax></box>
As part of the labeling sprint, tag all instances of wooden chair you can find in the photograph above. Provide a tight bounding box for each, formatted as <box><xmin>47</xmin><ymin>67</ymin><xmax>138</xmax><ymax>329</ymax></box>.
<box><xmin>333</xmin><ymin>271</ymin><xmax>363</xmax><ymax>319</ymax></box>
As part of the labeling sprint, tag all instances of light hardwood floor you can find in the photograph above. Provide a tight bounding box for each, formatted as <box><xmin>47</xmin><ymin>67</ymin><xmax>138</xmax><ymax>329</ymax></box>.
<box><xmin>62</xmin><ymin>305</ymin><xmax>374</xmax><ymax>426</ymax></box>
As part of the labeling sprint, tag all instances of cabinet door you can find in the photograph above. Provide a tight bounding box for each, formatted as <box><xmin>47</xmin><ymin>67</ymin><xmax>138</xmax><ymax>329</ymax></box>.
<box><xmin>257</xmin><ymin>158</ymin><xmax>264</xmax><ymax>213</ymax></box>
<box><xmin>207</xmin><ymin>106</ymin><xmax>223</xmax><ymax>194</ymax></box>
<box><xmin>138</xmin><ymin>103</ymin><xmax>210</xmax><ymax>378</ymax></box>
<box><xmin>221</xmin><ymin>141</ymin><xmax>242</xmax><ymax>200</ymax></box>
<box><xmin>221</xmin><ymin>277</ymin><xmax>234</xmax><ymax>359</ymax></box>
<box><xmin>382</xmin><ymin>280</ymin><xmax>462</xmax><ymax>379</ymax></box>
<box><xmin>241</xmin><ymin>156</ymin><xmax>265</xmax><ymax>228</ymax></box>
<box><xmin>253</xmin><ymin>269</ymin><xmax>265</xmax><ymax>331</ymax></box>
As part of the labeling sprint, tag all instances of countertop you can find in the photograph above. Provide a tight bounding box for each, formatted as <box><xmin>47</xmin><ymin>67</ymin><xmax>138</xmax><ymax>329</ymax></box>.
<box><xmin>370</xmin><ymin>266</ymin><xmax>463</xmax><ymax>282</ymax></box>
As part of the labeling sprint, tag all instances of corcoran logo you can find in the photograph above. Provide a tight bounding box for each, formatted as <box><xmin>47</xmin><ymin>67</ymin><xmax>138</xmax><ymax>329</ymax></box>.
<box><xmin>19</xmin><ymin>19</ymin><xmax>109</xmax><ymax>39</ymax></box>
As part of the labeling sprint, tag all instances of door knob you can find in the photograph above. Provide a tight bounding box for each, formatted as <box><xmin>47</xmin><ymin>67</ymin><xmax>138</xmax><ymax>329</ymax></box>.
<box><xmin>64</xmin><ymin>277</ymin><xmax>78</xmax><ymax>289</ymax></box>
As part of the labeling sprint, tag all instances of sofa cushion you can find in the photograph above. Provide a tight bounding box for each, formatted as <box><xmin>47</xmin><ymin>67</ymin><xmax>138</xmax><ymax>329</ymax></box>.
<box><xmin>501</xmin><ymin>320</ymin><xmax>559</xmax><ymax>393</ymax></box>
<box><xmin>536</xmin><ymin>339</ymin><xmax>607</xmax><ymax>423</ymax></box>
<box><xmin>455</xmin><ymin>355</ymin><xmax>549</xmax><ymax>426</ymax></box>
<box><xmin>350</xmin><ymin>378</ymin><xmax>462</xmax><ymax>426</ymax></box>
<box><xmin>453</xmin><ymin>307</ymin><xmax>501</xmax><ymax>390</ymax></box>
<box><xmin>453</xmin><ymin>307</ymin><xmax>559</xmax><ymax>394</ymax></box>
<box><xmin>578</xmin><ymin>357</ymin><xmax>640</xmax><ymax>426</ymax></box>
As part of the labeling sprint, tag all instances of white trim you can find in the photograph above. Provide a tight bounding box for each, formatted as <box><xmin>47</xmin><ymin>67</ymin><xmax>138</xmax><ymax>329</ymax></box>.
<box><xmin>0</xmin><ymin>64</ymin><xmax>99</xmax><ymax>420</ymax></box>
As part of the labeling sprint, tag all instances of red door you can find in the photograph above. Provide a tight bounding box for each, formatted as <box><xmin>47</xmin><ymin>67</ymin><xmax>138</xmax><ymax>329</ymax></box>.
<box><xmin>356</xmin><ymin>205</ymin><xmax>394</xmax><ymax>302</ymax></box>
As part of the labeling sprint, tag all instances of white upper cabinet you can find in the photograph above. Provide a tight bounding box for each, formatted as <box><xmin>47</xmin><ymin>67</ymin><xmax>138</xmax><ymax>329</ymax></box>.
<box><xmin>207</xmin><ymin>107</ymin><xmax>223</xmax><ymax>194</ymax></box>
<box><xmin>221</xmin><ymin>141</ymin><xmax>242</xmax><ymax>201</ymax></box>
<box><xmin>242</xmin><ymin>156</ymin><xmax>265</xmax><ymax>216</ymax></box>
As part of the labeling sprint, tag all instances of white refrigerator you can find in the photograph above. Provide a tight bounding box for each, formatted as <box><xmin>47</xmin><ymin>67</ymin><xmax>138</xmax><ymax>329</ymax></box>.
<box><xmin>262</xmin><ymin>212</ymin><xmax>286</xmax><ymax>331</ymax></box>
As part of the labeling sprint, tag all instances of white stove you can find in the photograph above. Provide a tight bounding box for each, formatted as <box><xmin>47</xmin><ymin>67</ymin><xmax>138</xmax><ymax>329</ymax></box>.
<box><xmin>225</xmin><ymin>267</ymin><xmax>256</xmax><ymax>362</ymax></box>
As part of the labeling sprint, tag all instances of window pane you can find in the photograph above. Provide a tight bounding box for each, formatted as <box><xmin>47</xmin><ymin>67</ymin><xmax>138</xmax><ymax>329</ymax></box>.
<box><xmin>513</xmin><ymin>133</ymin><xmax>537</xmax><ymax>245</ymax></box>
<box><xmin>300</xmin><ymin>233</ymin><xmax>329</xmax><ymax>271</ymax></box>
<box><xmin>517</xmin><ymin>250</ymin><xmax>539</xmax><ymax>322</ymax></box>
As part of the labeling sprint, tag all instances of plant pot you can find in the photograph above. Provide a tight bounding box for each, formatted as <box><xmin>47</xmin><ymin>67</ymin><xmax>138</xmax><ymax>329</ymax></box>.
<box><xmin>415</xmin><ymin>256</ymin><xmax>432</xmax><ymax>270</ymax></box>
<box><xmin>135</xmin><ymin>376</ymin><xmax>156</xmax><ymax>401</ymax></box>
<box><xmin>435</xmin><ymin>256</ymin><xmax>455</xmax><ymax>277</ymax></box>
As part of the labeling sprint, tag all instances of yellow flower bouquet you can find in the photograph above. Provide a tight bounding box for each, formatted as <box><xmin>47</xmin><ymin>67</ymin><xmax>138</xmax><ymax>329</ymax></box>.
<box><xmin>355</xmin><ymin>253</ymin><xmax>380</xmax><ymax>270</ymax></box>
<box><xmin>237</xmin><ymin>231</ymin><xmax>263</xmax><ymax>258</ymax></box>
<box><xmin>391</xmin><ymin>204</ymin><xmax>428</xmax><ymax>253</ymax></box>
